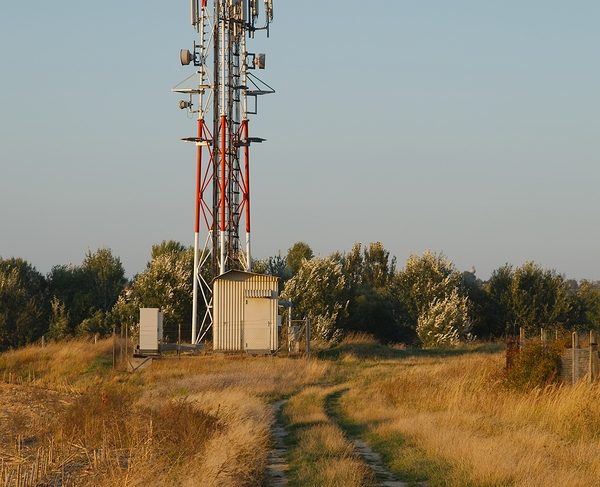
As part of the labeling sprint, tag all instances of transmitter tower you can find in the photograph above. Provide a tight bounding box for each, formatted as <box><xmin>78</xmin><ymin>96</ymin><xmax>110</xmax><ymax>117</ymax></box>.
<box><xmin>174</xmin><ymin>0</ymin><xmax>275</xmax><ymax>344</ymax></box>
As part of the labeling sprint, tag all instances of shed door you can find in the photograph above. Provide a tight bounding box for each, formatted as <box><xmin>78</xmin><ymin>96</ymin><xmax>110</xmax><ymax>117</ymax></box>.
<box><xmin>244</xmin><ymin>298</ymin><xmax>271</xmax><ymax>350</ymax></box>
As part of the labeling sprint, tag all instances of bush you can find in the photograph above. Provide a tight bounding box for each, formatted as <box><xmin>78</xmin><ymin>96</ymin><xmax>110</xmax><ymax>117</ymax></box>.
<box><xmin>506</xmin><ymin>341</ymin><xmax>562</xmax><ymax>390</ymax></box>
<box><xmin>282</xmin><ymin>256</ymin><xmax>348</xmax><ymax>342</ymax></box>
<box><xmin>416</xmin><ymin>289</ymin><xmax>472</xmax><ymax>348</ymax></box>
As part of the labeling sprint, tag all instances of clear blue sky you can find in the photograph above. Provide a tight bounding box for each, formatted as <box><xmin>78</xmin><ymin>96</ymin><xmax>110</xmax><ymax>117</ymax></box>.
<box><xmin>1</xmin><ymin>1</ymin><xmax>599</xmax><ymax>280</ymax></box>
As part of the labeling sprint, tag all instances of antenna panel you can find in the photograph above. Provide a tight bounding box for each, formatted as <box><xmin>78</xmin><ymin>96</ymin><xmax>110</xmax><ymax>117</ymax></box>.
<box><xmin>191</xmin><ymin>0</ymin><xmax>198</xmax><ymax>26</ymax></box>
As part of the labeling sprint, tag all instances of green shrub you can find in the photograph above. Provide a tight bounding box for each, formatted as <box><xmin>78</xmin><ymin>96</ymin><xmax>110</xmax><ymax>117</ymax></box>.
<box><xmin>506</xmin><ymin>341</ymin><xmax>562</xmax><ymax>389</ymax></box>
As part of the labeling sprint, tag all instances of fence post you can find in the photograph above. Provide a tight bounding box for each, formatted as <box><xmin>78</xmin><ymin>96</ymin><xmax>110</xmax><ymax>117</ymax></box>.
<box><xmin>288</xmin><ymin>306</ymin><xmax>293</xmax><ymax>353</ymax></box>
<box><xmin>519</xmin><ymin>327</ymin><xmax>525</xmax><ymax>351</ymax></box>
<box><xmin>112</xmin><ymin>325</ymin><xmax>116</xmax><ymax>369</ymax></box>
<box><xmin>305</xmin><ymin>317</ymin><xmax>311</xmax><ymax>359</ymax></box>
<box><xmin>541</xmin><ymin>328</ymin><xmax>547</xmax><ymax>350</ymax></box>
<box><xmin>572</xmin><ymin>332</ymin><xmax>579</xmax><ymax>385</ymax></box>
<box><xmin>589</xmin><ymin>330</ymin><xmax>598</xmax><ymax>382</ymax></box>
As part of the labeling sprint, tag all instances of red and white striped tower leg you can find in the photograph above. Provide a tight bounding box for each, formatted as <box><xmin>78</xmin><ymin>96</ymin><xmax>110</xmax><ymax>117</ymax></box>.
<box><xmin>219</xmin><ymin>114</ymin><xmax>227</xmax><ymax>274</ymax></box>
<box><xmin>242</xmin><ymin>118</ymin><xmax>251</xmax><ymax>271</ymax></box>
<box><xmin>191</xmin><ymin>118</ymin><xmax>204</xmax><ymax>343</ymax></box>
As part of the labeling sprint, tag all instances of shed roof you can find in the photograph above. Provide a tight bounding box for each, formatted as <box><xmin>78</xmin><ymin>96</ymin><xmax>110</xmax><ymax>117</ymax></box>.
<box><xmin>213</xmin><ymin>269</ymin><xmax>278</xmax><ymax>282</ymax></box>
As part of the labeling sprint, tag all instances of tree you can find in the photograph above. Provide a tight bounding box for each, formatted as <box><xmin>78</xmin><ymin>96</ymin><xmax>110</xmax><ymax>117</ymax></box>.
<box><xmin>483</xmin><ymin>264</ymin><xmax>515</xmax><ymax>336</ymax></box>
<box><xmin>361</xmin><ymin>242</ymin><xmax>396</xmax><ymax>289</ymax></box>
<box><xmin>393</xmin><ymin>251</ymin><xmax>472</xmax><ymax>346</ymax></box>
<box><xmin>461</xmin><ymin>269</ymin><xmax>500</xmax><ymax>339</ymax></box>
<box><xmin>151</xmin><ymin>240</ymin><xmax>187</xmax><ymax>260</ymax></box>
<box><xmin>47</xmin><ymin>297</ymin><xmax>70</xmax><ymax>340</ymax></box>
<box><xmin>282</xmin><ymin>255</ymin><xmax>347</xmax><ymax>341</ymax></box>
<box><xmin>486</xmin><ymin>262</ymin><xmax>570</xmax><ymax>335</ymax></box>
<box><xmin>510</xmin><ymin>262</ymin><xmax>569</xmax><ymax>334</ymax></box>
<box><xmin>113</xmin><ymin>243</ymin><xmax>193</xmax><ymax>341</ymax></box>
<box><xmin>341</xmin><ymin>242</ymin><xmax>406</xmax><ymax>342</ymax></box>
<box><xmin>46</xmin><ymin>248</ymin><xmax>126</xmax><ymax>337</ymax></box>
<box><xmin>77</xmin><ymin>310</ymin><xmax>111</xmax><ymax>337</ymax></box>
<box><xmin>286</xmin><ymin>242</ymin><xmax>314</xmax><ymax>275</ymax></box>
<box><xmin>82</xmin><ymin>248</ymin><xmax>127</xmax><ymax>313</ymax></box>
<box><xmin>0</xmin><ymin>258</ymin><xmax>48</xmax><ymax>350</ymax></box>
<box><xmin>416</xmin><ymin>288</ymin><xmax>471</xmax><ymax>347</ymax></box>
<box><xmin>252</xmin><ymin>253</ymin><xmax>290</xmax><ymax>282</ymax></box>
<box><xmin>396</xmin><ymin>251</ymin><xmax>464</xmax><ymax>325</ymax></box>
<box><xmin>47</xmin><ymin>264</ymin><xmax>94</xmax><ymax>335</ymax></box>
<box><xmin>572</xmin><ymin>281</ymin><xmax>600</xmax><ymax>330</ymax></box>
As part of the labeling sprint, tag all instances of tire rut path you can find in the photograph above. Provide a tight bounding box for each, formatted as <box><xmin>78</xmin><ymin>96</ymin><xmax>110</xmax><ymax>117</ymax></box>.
<box><xmin>325</xmin><ymin>389</ymin><xmax>409</xmax><ymax>487</ymax></box>
<box><xmin>265</xmin><ymin>399</ymin><xmax>289</xmax><ymax>487</ymax></box>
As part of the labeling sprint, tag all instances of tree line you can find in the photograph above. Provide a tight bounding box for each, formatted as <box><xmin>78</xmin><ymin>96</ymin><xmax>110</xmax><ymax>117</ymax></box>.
<box><xmin>1</xmin><ymin>241</ymin><xmax>600</xmax><ymax>351</ymax></box>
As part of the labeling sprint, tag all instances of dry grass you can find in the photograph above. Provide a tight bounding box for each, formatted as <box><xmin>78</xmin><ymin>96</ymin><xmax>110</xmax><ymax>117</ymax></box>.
<box><xmin>7</xmin><ymin>335</ymin><xmax>599</xmax><ymax>486</ymax></box>
<box><xmin>141</xmin><ymin>356</ymin><xmax>330</xmax><ymax>486</ymax></box>
<box><xmin>0</xmin><ymin>343</ymin><xmax>329</xmax><ymax>486</ymax></box>
<box><xmin>143</xmin><ymin>355</ymin><xmax>329</xmax><ymax>400</ymax></box>
<box><xmin>0</xmin><ymin>338</ymin><xmax>115</xmax><ymax>391</ymax></box>
<box><xmin>340</xmin><ymin>348</ymin><xmax>600</xmax><ymax>486</ymax></box>
<box><xmin>284</xmin><ymin>386</ymin><xmax>374</xmax><ymax>487</ymax></box>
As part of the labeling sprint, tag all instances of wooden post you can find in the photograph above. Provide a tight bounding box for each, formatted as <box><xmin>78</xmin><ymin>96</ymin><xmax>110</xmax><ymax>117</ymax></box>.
<box><xmin>120</xmin><ymin>325</ymin><xmax>124</xmax><ymax>365</ymax></box>
<box><xmin>589</xmin><ymin>330</ymin><xmax>598</xmax><ymax>382</ymax></box>
<box><xmin>519</xmin><ymin>327</ymin><xmax>525</xmax><ymax>351</ymax></box>
<box><xmin>572</xmin><ymin>332</ymin><xmax>579</xmax><ymax>385</ymax></box>
<box><xmin>541</xmin><ymin>328</ymin><xmax>547</xmax><ymax>350</ymax></box>
<box><xmin>304</xmin><ymin>318</ymin><xmax>310</xmax><ymax>358</ymax></box>
<box><xmin>112</xmin><ymin>325</ymin><xmax>116</xmax><ymax>369</ymax></box>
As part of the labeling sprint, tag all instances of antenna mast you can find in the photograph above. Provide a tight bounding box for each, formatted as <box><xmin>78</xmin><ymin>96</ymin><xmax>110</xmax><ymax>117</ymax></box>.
<box><xmin>174</xmin><ymin>0</ymin><xmax>275</xmax><ymax>344</ymax></box>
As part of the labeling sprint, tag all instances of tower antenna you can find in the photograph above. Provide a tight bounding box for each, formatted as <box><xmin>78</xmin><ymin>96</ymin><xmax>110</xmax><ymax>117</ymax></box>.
<box><xmin>173</xmin><ymin>0</ymin><xmax>275</xmax><ymax>344</ymax></box>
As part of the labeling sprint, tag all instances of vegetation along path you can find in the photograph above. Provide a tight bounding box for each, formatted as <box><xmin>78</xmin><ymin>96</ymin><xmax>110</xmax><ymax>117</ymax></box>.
<box><xmin>325</xmin><ymin>389</ymin><xmax>409</xmax><ymax>487</ymax></box>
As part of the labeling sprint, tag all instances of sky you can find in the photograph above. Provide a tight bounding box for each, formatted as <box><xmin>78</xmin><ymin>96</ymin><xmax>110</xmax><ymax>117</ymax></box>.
<box><xmin>1</xmin><ymin>1</ymin><xmax>599</xmax><ymax>281</ymax></box>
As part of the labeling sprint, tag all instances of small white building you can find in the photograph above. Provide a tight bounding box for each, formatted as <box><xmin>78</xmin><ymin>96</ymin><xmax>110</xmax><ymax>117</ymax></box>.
<box><xmin>213</xmin><ymin>270</ymin><xmax>279</xmax><ymax>352</ymax></box>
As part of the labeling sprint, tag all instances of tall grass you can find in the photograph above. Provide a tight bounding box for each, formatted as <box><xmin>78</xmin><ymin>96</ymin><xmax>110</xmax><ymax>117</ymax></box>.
<box><xmin>0</xmin><ymin>342</ymin><xmax>330</xmax><ymax>486</ymax></box>
<box><xmin>141</xmin><ymin>356</ymin><xmax>330</xmax><ymax>486</ymax></box>
<box><xmin>0</xmin><ymin>339</ymin><xmax>115</xmax><ymax>391</ymax></box>
<box><xmin>340</xmin><ymin>346</ymin><xmax>600</xmax><ymax>486</ymax></box>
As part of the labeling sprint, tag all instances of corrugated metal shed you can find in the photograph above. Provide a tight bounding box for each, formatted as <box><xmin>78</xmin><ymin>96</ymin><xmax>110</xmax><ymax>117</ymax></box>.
<box><xmin>213</xmin><ymin>270</ymin><xmax>279</xmax><ymax>352</ymax></box>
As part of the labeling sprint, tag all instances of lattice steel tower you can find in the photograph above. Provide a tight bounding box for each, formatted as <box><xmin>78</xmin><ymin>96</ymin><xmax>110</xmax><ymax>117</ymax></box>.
<box><xmin>174</xmin><ymin>0</ymin><xmax>275</xmax><ymax>344</ymax></box>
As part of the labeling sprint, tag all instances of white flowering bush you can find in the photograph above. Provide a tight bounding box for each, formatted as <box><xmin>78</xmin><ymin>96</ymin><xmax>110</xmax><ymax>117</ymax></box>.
<box><xmin>416</xmin><ymin>288</ymin><xmax>472</xmax><ymax>347</ymax></box>
<box><xmin>398</xmin><ymin>251</ymin><xmax>462</xmax><ymax>317</ymax></box>
<box><xmin>282</xmin><ymin>255</ymin><xmax>348</xmax><ymax>341</ymax></box>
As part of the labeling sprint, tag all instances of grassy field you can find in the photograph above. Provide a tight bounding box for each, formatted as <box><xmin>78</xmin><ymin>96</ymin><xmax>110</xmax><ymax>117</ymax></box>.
<box><xmin>2</xmin><ymin>336</ymin><xmax>600</xmax><ymax>486</ymax></box>
<box><xmin>320</xmin><ymin>335</ymin><xmax>600</xmax><ymax>487</ymax></box>
<box><xmin>0</xmin><ymin>340</ymin><xmax>328</xmax><ymax>486</ymax></box>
